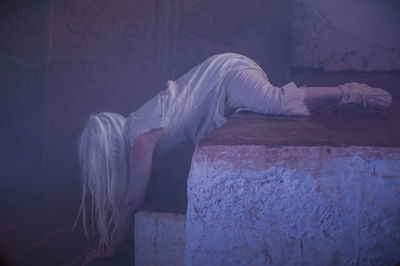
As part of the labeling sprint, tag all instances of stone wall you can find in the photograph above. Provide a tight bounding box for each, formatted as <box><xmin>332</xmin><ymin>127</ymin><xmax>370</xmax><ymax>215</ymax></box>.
<box><xmin>292</xmin><ymin>0</ymin><xmax>400</xmax><ymax>71</ymax></box>
<box><xmin>0</xmin><ymin>0</ymin><xmax>48</xmax><ymax>210</ymax></box>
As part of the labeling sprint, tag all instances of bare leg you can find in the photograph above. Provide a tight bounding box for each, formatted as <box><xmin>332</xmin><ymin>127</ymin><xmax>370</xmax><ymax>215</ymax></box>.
<box><xmin>304</xmin><ymin>86</ymin><xmax>342</xmax><ymax>112</ymax></box>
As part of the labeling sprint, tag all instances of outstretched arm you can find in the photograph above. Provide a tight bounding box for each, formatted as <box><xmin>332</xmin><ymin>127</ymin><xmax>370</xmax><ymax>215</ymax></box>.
<box><xmin>304</xmin><ymin>86</ymin><xmax>342</xmax><ymax>111</ymax></box>
<box><xmin>125</xmin><ymin>128</ymin><xmax>165</xmax><ymax>212</ymax></box>
<box><xmin>83</xmin><ymin>128</ymin><xmax>164</xmax><ymax>265</ymax></box>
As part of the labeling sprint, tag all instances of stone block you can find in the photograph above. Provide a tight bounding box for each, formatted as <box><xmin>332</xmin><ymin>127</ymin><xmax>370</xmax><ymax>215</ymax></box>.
<box><xmin>185</xmin><ymin>114</ymin><xmax>400</xmax><ymax>265</ymax></box>
<box><xmin>135</xmin><ymin>211</ymin><xmax>186</xmax><ymax>266</ymax></box>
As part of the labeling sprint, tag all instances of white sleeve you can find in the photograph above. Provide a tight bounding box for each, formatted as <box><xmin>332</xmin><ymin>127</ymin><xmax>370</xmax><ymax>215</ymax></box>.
<box><xmin>126</xmin><ymin>93</ymin><xmax>164</xmax><ymax>145</ymax></box>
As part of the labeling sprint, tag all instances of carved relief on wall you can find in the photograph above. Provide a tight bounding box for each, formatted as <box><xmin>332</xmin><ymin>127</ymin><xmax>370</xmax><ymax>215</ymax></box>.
<box><xmin>170</xmin><ymin>0</ymin><xmax>292</xmax><ymax>84</ymax></box>
<box><xmin>51</xmin><ymin>0</ymin><xmax>158</xmax><ymax>61</ymax></box>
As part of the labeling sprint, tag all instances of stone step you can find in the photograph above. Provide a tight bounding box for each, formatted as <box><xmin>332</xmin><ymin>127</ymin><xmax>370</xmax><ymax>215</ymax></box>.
<box><xmin>135</xmin><ymin>211</ymin><xmax>186</xmax><ymax>266</ymax></box>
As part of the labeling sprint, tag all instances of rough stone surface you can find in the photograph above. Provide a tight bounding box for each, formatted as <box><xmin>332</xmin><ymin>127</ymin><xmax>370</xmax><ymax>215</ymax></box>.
<box><xmin>201</xmin><ymin>111</ymin><xmax>400</xmax><ymax>148</ymax></box>
<box><xmin>186</xmin><ymin>145</ymin><xmax>400</xmax><ymax>265</ymax></box>
<box><xmin>186</xmin><ymin>109</ymin><xmax>400</xmax><ymax>265</ymax></box>
<box><xmin>292</xmin><ymin>0</ymin><xmax>400</xmax><ymax>71</ymax></box>
<box><xmin>135</xmin><ymin>211</ymin><xmax>186</xmax><ymax>266</ymax></box>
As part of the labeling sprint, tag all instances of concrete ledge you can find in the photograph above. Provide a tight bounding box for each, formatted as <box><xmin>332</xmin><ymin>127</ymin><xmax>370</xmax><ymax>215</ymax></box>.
<box><xmin>185</xmin><ymin>111</ymin><xmax>400</xmax><ymax>265</ymax></box>
<box><xmin>186</xmin><ymin>144</ymin><xmax>400</xmax><ymax>265</ymax></box>
<box><xmin>135</xmin><ymin>211</ymin><xmax>186</xmax><ymax>266</ymax></box>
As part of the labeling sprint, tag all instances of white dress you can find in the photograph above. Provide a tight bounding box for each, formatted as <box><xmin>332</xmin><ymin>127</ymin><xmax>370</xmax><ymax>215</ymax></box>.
<box><xmin>126</xmin><ymin>53</ymin><xmax>309</xmax><ymax>151</ymax></box>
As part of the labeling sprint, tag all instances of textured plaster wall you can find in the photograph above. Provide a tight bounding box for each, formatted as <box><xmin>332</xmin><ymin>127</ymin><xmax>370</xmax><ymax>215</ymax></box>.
<box><xmin>0</xmin><ymin>1</ymin><xmax>48</xmax><ymax>210</ymax></box>
<box><xmin>292</xmin><ymin>0</ymin><xmax>400</xmax><ymax>71</ymax></box>
<box><xmin>186</xmin><ymin>145</ymin><xmax>400</xmax><ymax>265</ymax></box>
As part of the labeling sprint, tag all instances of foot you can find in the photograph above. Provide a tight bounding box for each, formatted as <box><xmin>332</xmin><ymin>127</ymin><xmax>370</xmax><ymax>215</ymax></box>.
<box><xmin>338</xmin><ymin>82</ymin><xmax>392</xmax><ymax>111</ymax></box>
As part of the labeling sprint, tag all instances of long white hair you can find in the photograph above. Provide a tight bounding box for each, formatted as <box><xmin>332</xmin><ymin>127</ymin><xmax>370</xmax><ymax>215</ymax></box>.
<box><xmin>76</xmin><ymin>112</ymin><xmax>130</xmax><ymax>250</ymax></box>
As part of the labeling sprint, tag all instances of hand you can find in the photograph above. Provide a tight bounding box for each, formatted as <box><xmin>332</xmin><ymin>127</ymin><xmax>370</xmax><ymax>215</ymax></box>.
<box><xmin>82</xmin><ymin>248</ymin><xmax>115</xmax><ymax>266</ymax></box>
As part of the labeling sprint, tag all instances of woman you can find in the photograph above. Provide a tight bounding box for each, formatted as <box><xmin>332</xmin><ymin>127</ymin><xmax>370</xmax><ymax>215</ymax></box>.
<box><xmin>77</xmin><ymin>53</ymin><xmax>392</xmax><ymax>264</ymax></box>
